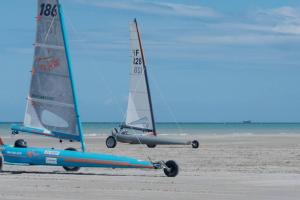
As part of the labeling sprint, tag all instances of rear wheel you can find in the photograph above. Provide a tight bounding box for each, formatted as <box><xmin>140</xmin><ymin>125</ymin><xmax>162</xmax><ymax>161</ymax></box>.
<box><xmin>147</xmin><ymin>144</ymin><xmax>156</xmax><ymax>148</ymax></box>
<box><xmin>14</xmin><ymin>139</ymin><xmax>27</xmax><ymax>148</ymax></box>
<box><xmin>192</xmin><ymin>140</ymin><xmax>199</xmax><ymax>149</ymax></box>
<box><xmin>163</xmin><ymin>160</ymin><xmax>179</xmax><ymax>177</ymax></box>
<box><xmin>106</xmin><ymin>136</ymin><xmax>117</xmax><ymax>148</ymax></box>
<box><xmin>63</xmin><ymin>147</ymin><xmax>80</xmax><ymax>172</ymax></box>
<box><xmin>12</xmin><ymin>130</ymin><xmax>19</xmax><ymax>135</ymax></box>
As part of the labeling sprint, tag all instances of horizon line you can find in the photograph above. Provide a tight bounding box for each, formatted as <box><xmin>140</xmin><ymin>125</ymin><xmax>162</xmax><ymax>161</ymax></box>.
<box><xmin>2</xmin><ymin>121</ymin><xmax>300</xmax><ymax>124</ymax></box>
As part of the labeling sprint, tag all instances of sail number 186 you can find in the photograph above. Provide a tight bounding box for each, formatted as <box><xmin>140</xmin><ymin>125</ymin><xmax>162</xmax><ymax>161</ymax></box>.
<box><xmin>40</xmin><ymin>4</ymin><xmax>57</xmax><ymax>17</ymax></box>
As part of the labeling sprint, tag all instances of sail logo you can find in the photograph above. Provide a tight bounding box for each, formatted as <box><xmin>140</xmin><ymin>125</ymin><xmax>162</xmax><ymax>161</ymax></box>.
<box><xmin>44</xmin><ymin>150</ymin><xmax>60</xmax><ymax>156</ymax></box>
<box><xmin>6</xmin><ymin>151</ymin><xmax>22</xmax><ymax>155</ymax></box>
<box><xmin>45</xmin><ymin>157</ymin><xmax>58</xmax><ymax>165</ymax></box>
<box><xmin>31</xmin><ymin>94</ymin><xmax>54</xmax><ymax>101</ymax></box>
<box><xmin>36</xmin><ymin>57</ymin><xmax>60</xmax><ymax>72</ymax></box>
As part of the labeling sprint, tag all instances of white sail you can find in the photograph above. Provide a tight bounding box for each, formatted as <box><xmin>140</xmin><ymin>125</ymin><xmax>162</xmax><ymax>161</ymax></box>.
<box><xmin>123</xmin><ymin>19</ymin><xmax>156</xmax><ymax>133</ymax></box>
<box><xmin>20</xmin><ymin>0</ymin><xmax>82</xmax><ymax>141</ymax></box>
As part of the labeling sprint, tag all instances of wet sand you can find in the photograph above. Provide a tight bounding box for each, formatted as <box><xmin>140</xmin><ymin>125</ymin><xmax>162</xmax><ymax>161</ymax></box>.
<box><xmin>0</xmin><ymin>134</ymin><xmax>300</xmax><ymax>200</ymax></box>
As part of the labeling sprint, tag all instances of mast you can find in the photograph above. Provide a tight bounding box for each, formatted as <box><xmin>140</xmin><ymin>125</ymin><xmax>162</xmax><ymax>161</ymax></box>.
<box><xmin>134</xmin><ymin>19</ymin><xmax>157</xmax><ymax>136</ymax></box>
<box><xmin>58</xmin><ymin>2</ymin><xmax>86</xmax><ymax>151</ymax></box>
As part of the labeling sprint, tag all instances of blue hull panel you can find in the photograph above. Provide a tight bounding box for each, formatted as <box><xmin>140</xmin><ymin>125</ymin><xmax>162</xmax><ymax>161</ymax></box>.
<box><xmin>1</xmin><ymin>146</ymin><xmax>153</xmax><ymax>169</ymax></box>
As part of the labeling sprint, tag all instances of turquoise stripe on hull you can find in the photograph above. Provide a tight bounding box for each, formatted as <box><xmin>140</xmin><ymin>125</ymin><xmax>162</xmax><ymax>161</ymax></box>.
<box><xmin>1</xmin><ymin>146</ymin><xmax>153</xmax><ymax>169</ymax></box>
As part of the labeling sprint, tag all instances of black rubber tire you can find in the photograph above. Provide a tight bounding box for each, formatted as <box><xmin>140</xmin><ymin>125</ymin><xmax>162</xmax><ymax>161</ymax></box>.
<box><xmin>63</xmin><ymin>147</ymin><xmax>80</xmax><ymax>172</ymax></box>
<box><xmin>0</xmin><ymin>155</ymin><xmax>3</xmax><ymax>172</ymax></box>
<box><xmin>14</xmin><ymin>139</ymin><xmax>27</xmax><ymax>148</ymax></box>
<box><xmin>106</xmin><ymin>136</ymin><xmax>117</xmax><ymax>148</ymax></box>
<box><xmin>12</xmin><ymin>130</ymin><xmax>19</xmax><ymax>135</ymax></box>
<box><xmin>147</xmin><ymin>144</ymin><xmax>156</xmax><ymax>148</ymax></box>
<box><xmin>192</xmin><ymin>140</ymin><xmax>199</xmax><ymax>149</ymax></box>
<box><xmin>163</xmin><ymin>160</ymin><xmax>179</xmax><ymax>177</ymax></box>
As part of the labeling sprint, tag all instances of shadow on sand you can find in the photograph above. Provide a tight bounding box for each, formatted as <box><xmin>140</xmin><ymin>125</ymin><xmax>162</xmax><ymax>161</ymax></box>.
<box><xmin>0</xmin><ymin>170</ymin><xmax>164</xmax><ymax>177</ymax></box>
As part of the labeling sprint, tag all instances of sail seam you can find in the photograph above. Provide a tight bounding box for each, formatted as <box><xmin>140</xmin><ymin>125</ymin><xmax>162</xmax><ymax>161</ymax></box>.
<box><xmin>27</xmin><ymin>97</ymin><xmax>74</xmax><ymax>108</ymax></box>
<box><xmin>31</xmin><ymin>71</ymin><xmax>69</xmax><ymax>78</ymax></box>
<box><xmin>127</xmin><ymin>108</ymin><xmax>150</xmax><ymax>111</ymax></box>
<box><xmin>128</xmin><ymin>91</ymin><xmax>147</xmax><ymax>94</ymax></box>
<box><xmin>35</xmin><ymin>43</ymin><xmax>65</xmax><ymax>50</ymax></box>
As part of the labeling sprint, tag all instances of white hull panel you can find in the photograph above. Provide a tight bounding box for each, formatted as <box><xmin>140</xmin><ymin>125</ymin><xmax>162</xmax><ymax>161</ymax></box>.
<box><xmin>114</xmin><ymin>133</ymin><xmax>191</xmax><ymax>145</ymax></box>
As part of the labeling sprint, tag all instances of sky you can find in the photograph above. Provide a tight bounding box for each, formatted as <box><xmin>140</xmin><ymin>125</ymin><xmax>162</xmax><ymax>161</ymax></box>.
<box><xmin>1</xmin><ymin>0</ymin><xmax>300</xmax><ymax>122</ymax></box>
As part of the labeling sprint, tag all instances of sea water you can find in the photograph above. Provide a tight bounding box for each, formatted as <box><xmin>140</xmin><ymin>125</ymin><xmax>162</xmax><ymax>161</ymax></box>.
<box><xmin>1</xmin><ymin>122</ymin><xmax>300</xmax><ymax>136</ymax></box>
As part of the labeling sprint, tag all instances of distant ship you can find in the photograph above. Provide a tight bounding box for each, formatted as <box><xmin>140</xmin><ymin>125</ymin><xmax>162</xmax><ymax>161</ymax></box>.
<box><xmin>243</xmin><ymin>120</ymin><xmax>252</xmax><ymax>124</ymax></box>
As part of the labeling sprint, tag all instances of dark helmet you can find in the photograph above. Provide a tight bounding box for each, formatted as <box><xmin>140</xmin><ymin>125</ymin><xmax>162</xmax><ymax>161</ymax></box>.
<box><xmin>14</xmin><ymin>139</ymin><xmax>27</xmax><ymax>148</ymax></box>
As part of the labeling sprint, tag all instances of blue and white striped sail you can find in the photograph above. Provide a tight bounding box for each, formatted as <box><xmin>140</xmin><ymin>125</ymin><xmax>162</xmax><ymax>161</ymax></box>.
<box><xmin>123</xmin><ymin>20</ymin><xmax>155</xmax><ymax>133</ymax></box>
<box><xmin>13</xmin><ymin>0</ymin><xmax>84</xmax><ymax>143</ymax></box>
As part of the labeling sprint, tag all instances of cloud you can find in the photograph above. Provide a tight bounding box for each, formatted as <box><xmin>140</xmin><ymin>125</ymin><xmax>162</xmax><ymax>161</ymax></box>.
<box><xmin>200</xmin><ymin>6</ymin><xmax>300</xmax><ymax>36</ymax></box>
<box><xmin>210</xmin><ymin>22</ymin><xmax>300</xmax><ymax>35</ymax></box>
<box><xmin>252</xmin><ymin>6</ymin><xmax>300</xmax><ymax>35</ymax></box>
<box><xmin>259</xmin><ymin>6</ymin><xmax>300</xmax><ymax>20</ymax></box>
<box><xmin>172</xmin><ymin>7</ymin><xmax>300</xmax><ymax>47</ymax></box>
<box><xmin>153</xmin><ymin>2</ymin><xmax>220</xmax><ymax>18</ymax></box>
<box><xmin>75</xmin><ymin>0</ymin><xmax>220</xmax><ymax>18</ymax></box>
<box><xmin>177</xmin><ymin>34</ymin><xmax>300</xmax><ymax>46</ymax></box>
<box><xmin>64</xmin><ymin>2</ymin><xmax>300</xmax><ymax>62</ymax></box>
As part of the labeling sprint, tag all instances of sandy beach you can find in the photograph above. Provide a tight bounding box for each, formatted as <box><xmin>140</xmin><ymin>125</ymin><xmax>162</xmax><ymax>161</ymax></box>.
<box><xmin>0</xmin><ymin>134</ymin><xmax>300</xmax><ymax>200</ymax></box>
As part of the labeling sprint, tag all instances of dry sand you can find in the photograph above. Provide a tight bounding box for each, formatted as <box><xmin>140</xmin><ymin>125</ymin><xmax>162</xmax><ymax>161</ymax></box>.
<box><xmin>0</xmin><ymin>134</ymin><xmax>300</xmax><ymax>200</ymax></box>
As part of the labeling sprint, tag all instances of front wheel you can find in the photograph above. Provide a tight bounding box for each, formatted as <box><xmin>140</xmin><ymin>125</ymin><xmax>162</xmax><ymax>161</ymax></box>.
<box><xmin>192</xmin><ymin>140</ymin><xmax>199</xmax><ymax>149</ymax></box>
<box><xmin>106</xmin><ymin>136</ymin><xmax>117</xmax><ymax>148</ymax></box>
<box><xmin>147</xmin><ymin>144</ymin><xmax>156</xmax><ymax>148</ymax></box>
<box><xmin>63</xmin><ymin>147</ymin><xmax>80</xmax><ymax>172</ymax></box>
<box><xmin>163</xmin><ymin>160</ymin><xmax>179</xmax><ymax>177</ymax></box>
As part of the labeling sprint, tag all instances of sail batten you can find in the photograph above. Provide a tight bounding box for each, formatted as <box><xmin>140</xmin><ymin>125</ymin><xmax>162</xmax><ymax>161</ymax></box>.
<box><xmin>27</xmin><ymin>97</ymin><xmax>75</xmax><ymax>108</ymax></box>
<box><xmin>34</xmin><ymin>43</ymin><xmax>65</xmax><ymax>50</ymax></box>
<box><xmin>16</xmin><ymin>0</ymin><xmax>85</xmax><ymax>149</ymax></box>
<box><xmin>128</xmin><ymin>91</ymin><xmax>148</xmax><ymax>94</ymax></box>
<box><xmin>124</xmin><ymin>19</ymin><xmax>156</xmax><ymax>134</ymax></box>
<box><xmin>31</xmin><ymin>71</ymin><xmax>69</xmax><ymax>78</ymax></box>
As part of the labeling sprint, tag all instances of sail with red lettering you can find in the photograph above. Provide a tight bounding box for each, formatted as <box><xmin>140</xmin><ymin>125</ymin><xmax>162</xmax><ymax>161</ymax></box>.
<box><xmin>12</xmin><ymin>0</ymin><xmax>85</xmax><ymax>150</ymax></box>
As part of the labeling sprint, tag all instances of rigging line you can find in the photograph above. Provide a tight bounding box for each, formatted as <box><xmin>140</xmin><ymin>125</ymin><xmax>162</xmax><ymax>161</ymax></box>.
<box><xmin>119</xmin><ymin>21</ymin><xmax>156</xmax><ymax>155</ymax></box>
<box><xmin>123</xmin><ymin>22</ymin><xmax>145</xmax><ymax>127</ymax></box>
<box><xmin>110</xmin><ymin>21</ymin><xmax>153</xmax><ymax>161</ymax></box>
<box><xmin>64</xmin><ymin>12</ymin><xmax>148</xmax><ymax>132</ymax></box>
<box><xmin>63</xmin><ymin>13</ymin><xmax>153</xmax><ymax>162</ymax></box>
<box><xmin>44</xmin><ymin>14</ymin><xmax>57</xmax><ymax>43</ymax></box>
<box><xmin>131</xmin><ymin>20</ymin><xmax>182</xmax><ymax>135</ymax></box>
<box><xmin>133</xmin><ymin>132</ymin><xmax>152</xmax><ymax>161</ymax></box>
<box><xmin>150</xmin><ymin>73</ymin><xmax>184</xmax><ymax>135</ymax></box>
<box><xmin>129</xmin><ymin>21</ymin><xmax>157</xmax><ymax>162</ymax></box>
<box><xmin>129</xmin><ymin>22</ymin><xmax>150</xmax><ymax>130</ymax></box>
<box><xmin>135</xmin><ymin>21</ymin><xmax>157</xmax><ymax>137</ymax></box>
<box><xmin>63</xmin><ymin>11</ymin><xmax>127</xmax><ymax>123</ymax></box>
